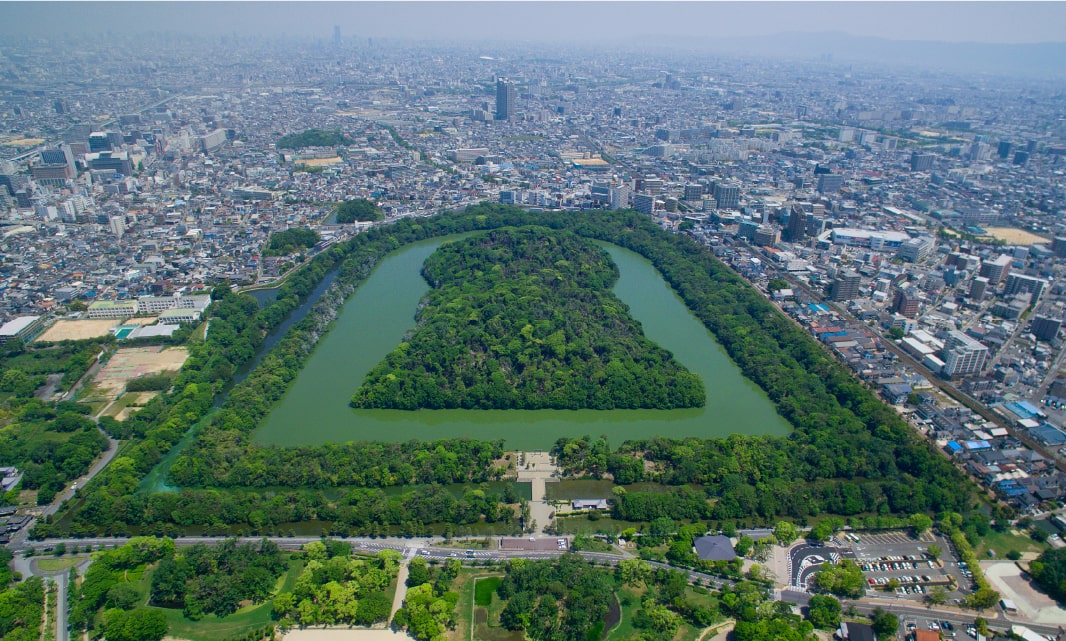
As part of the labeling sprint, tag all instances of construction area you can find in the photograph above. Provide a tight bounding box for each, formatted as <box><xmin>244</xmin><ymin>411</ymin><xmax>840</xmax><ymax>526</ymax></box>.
<box><xmin>78</xmin><ymin>346</ymin><xmax>188</xmax><ymax>413</ymax></box>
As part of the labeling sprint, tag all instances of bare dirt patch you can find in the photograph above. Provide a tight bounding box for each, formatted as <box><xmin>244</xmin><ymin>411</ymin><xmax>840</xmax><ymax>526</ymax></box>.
<box><xmin>296</xmin><ymin>157</ymin><xmax>343</xmax><ymax>167</ymax></box>
<box><xmin>91</xmin><ymin>346</ymin><xmax>188</xmax><ymax>401</ymax></box>
<box><xmin>983</xmin><ymin>227</ymin><xmax>1049</xmax><ymax>246</ymax></box>
<box><xmin>982</xmin><ymin>561</ymin><xmax>1066</xmax><ymax>625</ymax></box>
<box><xmin>37</xmin><ymin>319</ymin><xmax>119</xmax><ymax>342</ymax></box>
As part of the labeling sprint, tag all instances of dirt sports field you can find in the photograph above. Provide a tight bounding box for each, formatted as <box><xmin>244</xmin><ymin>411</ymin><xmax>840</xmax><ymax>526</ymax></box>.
<box><xmin>983</xmin><ymin>227</ymin><xmax>1049</xmax><ymax>246</ymax></box>
<box><xmin>91</xmin><ymin>346</ymin><xmax>188</xmax><ymax>399</ymax></box>
<box><xmin>36</xmin><ymin>317</ymin><xmax>158</xmax><ymax>343</ymax></box>
<box><xmin>36</xmin><ymin>319</ymin><xmax>119</xmax><ymax>342</ymax></box>
<box><xmin>296</xmin><ymin>157</ymin><xmax>343</xmax><ymax>167</ymax></box>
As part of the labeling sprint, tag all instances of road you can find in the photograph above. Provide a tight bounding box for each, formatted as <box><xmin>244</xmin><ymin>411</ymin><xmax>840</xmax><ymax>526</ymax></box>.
<box><xmin>14</xmin><ymin>534</ymin><xmax>1066</xmax><ymax>639</ymax></box>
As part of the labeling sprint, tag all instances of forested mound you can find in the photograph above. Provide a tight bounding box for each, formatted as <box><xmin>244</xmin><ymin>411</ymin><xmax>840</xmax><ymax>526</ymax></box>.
<box><xmin>352</xmin><ymin>226</ymin><xmax>704</xmax><ymax>410</ymax></box>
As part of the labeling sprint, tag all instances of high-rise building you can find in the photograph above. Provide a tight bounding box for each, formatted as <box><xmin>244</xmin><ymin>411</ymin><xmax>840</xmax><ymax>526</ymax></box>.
<box><xmin>632</xmin><ymin>193</ymin><xmax>655</xmax><ymax>215</ymax></box>
<box><xmin>1053</xmin><ymin>237</ymin><xmax>1066</xmax><ymax>259</ymax></box>
<box><xmin>608</xmin><ymin>185</ymin><xmax>629</xmax><ymax>210</ymax></box>
<box><xmin>1005</xmin><ymin>273</ymin><xmax>1047</xmax><ymax>300</ymax></box>
<box><xmin>979</xmin><ymin>254</ymin><xmax>1012</xmax><ymax>285</ymax></box>
<box><xmin>786</xmin><ymin>204</ymin><xmax>808</xmax><ymax>243</ymax></box>
<box><xmin>817</xmin><ymin>173</ymin><xmax>844</xmax><ymax>193</ymax></box>
<box><xmin>1032</xmin><ymin>315</ymin><xmax>1063</xmax><ymax>342</ymax></box>
<box><xmin>970</xmin><ymin>276</ymin><xmax>989</xmax><ymax>301</ymax></box>
<box><xmin>1013</xmin><ymin>151</ymin><xmax>1030</xmax><ymax>165</ymax></box>
<box><xmin>998</xmin><ymin>141</ymin><xmax>1013</xmax><ymax>159</ymax></box>
<box><xmin>713</xmin><ymin>183</ymin><xmax>740</xmax><ymax>209</ymax></box>
<box><xmin>753</xmin><ymin>225</ymin><xmax>777</xmax><ymax>248</ymax></box>
<box><xmin>496</xmin><ymin>79</ymin><xmax>516</xmax><ymax>121</ymax></box>
<box><xmin>893</xmin><ymin>288</ymin><xmax>921</xmax><ymax>318</ymax></box>
<box><xmin>683</xmin><ymin>184</ymin><xmax>703</xmax><ymax>201</ymax></box>
<box><xmin>910</xmin><ymin>153</ymin><xmax>934</xmax><ymax>172</ymax></box>
<box><xmin>941</xmin><ymin>330</ymin><xmax>988</xmax><ymax>377</ymax></box>
<box><xmin>830</xmin><ymin>271</ymin><xmax>862</xmax><ymax>301</ymax></box>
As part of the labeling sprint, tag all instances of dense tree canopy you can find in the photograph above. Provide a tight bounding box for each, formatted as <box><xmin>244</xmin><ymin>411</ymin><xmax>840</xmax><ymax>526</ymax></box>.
<box><xmin>276</xmin><ymin>129</ymin><xmax>352</xmax><ymax>150</ymax></box>
<box><xmin>1030</xmin><ymin>547</ymin><xmax>1066</xmax><ymax>603</ymax></box>
<box><xmin>353</xmin><ymin>227</ymin><xmax>704</xmax><ymax>410</ymax></box>
<box><xmin>334</xmin><ymin>198</ymin><xmax>383</xmax><ymax>223</ymax></box>
<box><xmin>263</xmin><ymin>228</ymin><xmax>320</xmax><ymax>257</ymax></box>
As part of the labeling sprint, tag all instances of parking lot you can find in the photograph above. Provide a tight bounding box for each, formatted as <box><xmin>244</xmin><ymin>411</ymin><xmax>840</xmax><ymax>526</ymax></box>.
<box><xmin>845</xmin><ymin>531</ymin><xmax>962</xmax><ymax>601</ymax></box>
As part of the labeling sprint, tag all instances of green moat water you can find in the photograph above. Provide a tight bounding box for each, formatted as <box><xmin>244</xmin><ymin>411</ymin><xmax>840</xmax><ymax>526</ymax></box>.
<box><xmin>253</xmin><ymin>234</ymin><xmax>789</xmax><ymax>450</ymax></box>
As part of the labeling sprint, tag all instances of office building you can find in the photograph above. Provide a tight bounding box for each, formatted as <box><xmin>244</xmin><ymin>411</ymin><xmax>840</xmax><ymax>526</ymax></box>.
<box><xmin>970</xmin><ymin>277</ymin><xmax>989</xmax><ymax>301</ymax></box>
<box><xmin>753</xmin><ymin>225</ymin><xmax>777</xmax><ymax>248</ymax></box>
<box><xmin>683</xmin><ymin>184</ymin><xmax>703</xmax><ymax>201</ymax></box>
<box><xmin>1052</xmin><ymin>237</ymin><xmax>1066</xmax><ymax>259</ymax></box>
<box><xmin>979</xmin><ymin>255</ymin><xmax>1012</xmax><ymax>285</ymax></box>
<box><xmin>830</xmin><ymin>270</ymin><xmax>862</xmax><ymax>301</ymax></box>
<box><xmin>893</xmin><ymin>288</ymin><xmax>921</xmax><ymax>318</ymax></box>
<box><xmin>941</xmin><ymin>330</ymin><xmax>989</xmax><ymax>377</ymax></box>
<box><xmin>1032</xmin><ymin>316</ymin><xmax>1063</xmax><ymax>342</ymax></box>
<box><xmin>1005</xmin><ymin>273</ymin><xmax>1047</xmax><ymax>300</ymax></box>
<box><xmin>496</xmin><ymin>79</ymin><xmax>516</xmax><ymax>121</ymax></box>
<box><xmin>632</xmin><ymin>193</ymin><xmax>655</xmax><ymax>215</ymax></box>
<box><xmin>998</xmin><ymin>141</ymin><xmax>1013</xmax><ymax>159</ymax></box>
<box><xmin>200</xmin><ymin>129</ymin><xmax>228</xmax><ymax>153</ymax></box>
<box><xmin>1013</xmin><ymin>151</ymin><xmax>1030</xmax><ymax>165</ymax></box>
<box><xmin>786</xmin><ymin>204</ymin><xmax>808</xmax><ymax>243</ymax></box>
<box><xmin>910</xmin><ymin>152</ymin><xmax>934</xmax><ymax>172</ymax></box>
<box><xmin>713</xmin><ymin>183</ymin><xmax>740</xmax><ymax>209</ymax></box>
<box><xmin>897</xmin><ymin>236</ymin><xmax>935</xmax><ymax>263</ymax></box>
<box><xmin>817</xmin><ymin>173</ymin><xmax>844</xmax><ymax>193</ymax></box>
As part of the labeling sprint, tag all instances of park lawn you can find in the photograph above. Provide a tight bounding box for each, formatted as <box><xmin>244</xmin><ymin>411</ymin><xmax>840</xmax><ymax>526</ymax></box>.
<box><xmin>974</xmin><ymin>529</ymin><xmax>1048</xmax><ymax>560</ymax></box>
<box><xmin>605</xmin><ymin>585</ymin><xmax>646</xmax><ymax>641</ymax></box>
<box><xmin>36</xmin><ymin>557</ymin><xmax>85</xmax><ymax>572</ymax></box>
<box><xmin>148</xmin><ymin>557</ymin><xmax>304</xmax><ymax>641</ymax></box>
<box><xmin>447</xmin><ymin>568</ymin><xmax>504</xmax><ymax>641</ymax></box>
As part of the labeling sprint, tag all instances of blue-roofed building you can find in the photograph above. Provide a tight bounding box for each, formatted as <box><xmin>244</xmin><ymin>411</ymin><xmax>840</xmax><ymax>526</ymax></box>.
<box><xmin>964</xmin><ymin>440</ymin><xmax>992</xmax><ymax>451</ymax></box>
<box><xmin>946</xmin><ymin>441</ymin><xmax>963</xmax><ymax>455</ymax></box>
<box><xmin>1030</xmin><ymin>423</ymin><xmax>1066</xmax><ymax>447</ymax></box>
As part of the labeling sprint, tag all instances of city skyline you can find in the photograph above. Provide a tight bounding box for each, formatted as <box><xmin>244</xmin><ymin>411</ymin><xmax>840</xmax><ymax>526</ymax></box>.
<box><xmin>2</xmin><ymin>1</ymin><xmax>1066</xmax><ymax>44</ymax></box>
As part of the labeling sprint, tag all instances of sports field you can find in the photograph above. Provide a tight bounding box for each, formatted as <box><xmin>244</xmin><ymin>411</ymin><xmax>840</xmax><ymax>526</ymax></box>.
<box><xmin>282</xmin><ymin>630</ymin><xmax>413</xmax><ymax>641</ymax></box>
<box><xmin>37</xmin><ymin>319</ymin><xmax>119</xmax><ymax>342</ymax></box>
<box><xmin>983</xmin><ymin>227</ymin><xmax>1049</xmax><ymax>246</ymax></box>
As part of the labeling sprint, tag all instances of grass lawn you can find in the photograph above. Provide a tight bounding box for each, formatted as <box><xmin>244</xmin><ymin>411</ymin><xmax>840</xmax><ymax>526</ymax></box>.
<box><xmin>36</xmin><ymin>557</ymin><xmax>85</xmax><ymax>572</ymax></box>
<box><xmin>975</xmin><ymin>529</ymin><xmax>1049</xmax><ymax>560</ymax></box>
<box><xmin>148</xmin><ymin>557</ymin><xmax>304</xmax><ymax>641</ymax></box>
<box><xmin>605</xmin><ymin>585</ymin><xmax>645</xmax><ymax>641</ymax></box>
<box><xmin>448</xmin><ymin>569</ymin><xmax>504</xmax><ymax>641</ymax></box>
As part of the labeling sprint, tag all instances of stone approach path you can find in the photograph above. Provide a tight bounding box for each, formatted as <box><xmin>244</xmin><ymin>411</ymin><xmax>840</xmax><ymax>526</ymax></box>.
<box><xmin>515</xmin><ymin>452</ymin><xmax>557</xmax><ymax>535</ymax></box>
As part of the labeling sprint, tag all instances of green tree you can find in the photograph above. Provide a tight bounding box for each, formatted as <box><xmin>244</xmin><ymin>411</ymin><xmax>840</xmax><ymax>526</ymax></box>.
<box><xmin>334</xmin><ymin>199</ymin><xmax>383</xmax><ymax>223</ymax></box>
<box><xmin>774</xmin><ymin>521</ymin><xmax>798</xmax><ymax>545</ymax></box>
<box><xmin>870</xmin><ymin>608</ymin><xmax>898</xmax><ymax>640</ymax></box>
<box><xmin>909</xmin><ymin>513</ymin><xmax>933</xmax><ymax>535</ymax></box>
<box><xmin>806</xmin><ymin>594</ymin><xmax>841</xmax><ymax>629</ymax></box>
<box><xmin>926</xmin><ymin>544</ymin><xmax>941</xmax><ymax>560</ymax></box>
<box><xmin>102</xmin><ymin>607</ymin><xmax>168</xmax><ymax>641</ymax></box>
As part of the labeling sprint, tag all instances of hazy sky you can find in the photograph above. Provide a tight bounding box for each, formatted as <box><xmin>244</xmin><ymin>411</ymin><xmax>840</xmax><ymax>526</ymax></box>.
<box><xmin>3</xmin><ymin>1</ymin><xmax>1065</xmax><ymax>44</ymax></box>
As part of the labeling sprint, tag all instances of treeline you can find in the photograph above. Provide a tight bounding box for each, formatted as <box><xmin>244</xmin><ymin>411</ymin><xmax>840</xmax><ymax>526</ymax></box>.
<box><xmin>272</xmin><ymin>543</ymin><xmax>397</xmax><ymax>628</ymax></box>
<box><xmin>496</xmin><ymin>554</ymin><xmax>616</xmax><ymax>641</ymax></box>
<box><xmin>393</xmin><ymin>556</ymin><xmax>460</xmax><ymax>641</ymax></box>
<box><xmin>276</xmin><ymin>129</ymin><xmax>351</xmax><ymax>150</ymax></box>
<box><xmin>353</xmin><ymin>227</ymin><xmax>704</xmax><ymax>410</ymax></box>
<box><xmin>262</xmin><ymin>228</ymin><xmax>320</xmax><ymax>257</ymax></box>
<box><xmin>42</xmin><ymin>483</ymin><xmax>521</xmax><ymax>538</ymax></box>
<box><xmin>150</xmin><ymin>539</ymin><xmax>286</xmax><ymax>619</ymax></box>
<box><xmin>126</xmin><ymin>375</ymin><xmax>173</xmax><ymax>393</ymax></box>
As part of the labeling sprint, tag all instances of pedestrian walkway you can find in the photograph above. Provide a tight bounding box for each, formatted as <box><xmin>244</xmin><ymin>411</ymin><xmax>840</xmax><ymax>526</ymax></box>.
<box><xmin>514</xmin><ymin>451</ymin><xmax>557</xmax><ymax>535</ymax></box>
